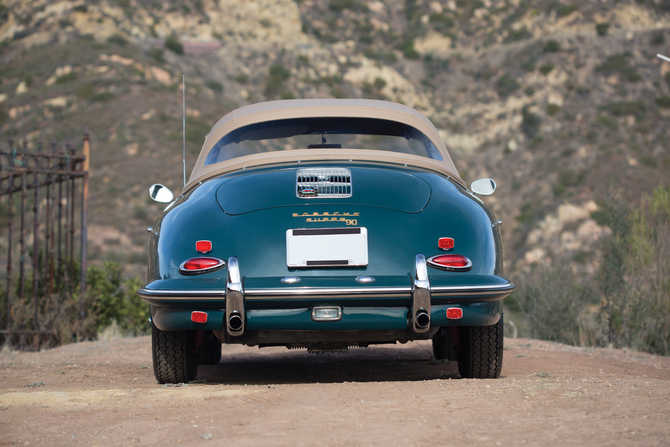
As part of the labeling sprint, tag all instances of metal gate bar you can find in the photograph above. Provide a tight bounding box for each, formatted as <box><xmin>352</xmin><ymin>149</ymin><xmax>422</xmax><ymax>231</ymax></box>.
<box><xmin>0</xmin><ymin>134</ymin><xmax>89</xmax><ymax>349</ymax></box>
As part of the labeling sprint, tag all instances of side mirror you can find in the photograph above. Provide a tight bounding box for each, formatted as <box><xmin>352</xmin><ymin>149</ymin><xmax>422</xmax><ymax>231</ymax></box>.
<box><xmin>149</xmin><ymin>184</ymin><xmax>174</xmax><ymax>203</ymax></box>
<box><xmin>471</xmin><ymin>178</ymin><xmax>496</xmax><ymax>196</ymax></box>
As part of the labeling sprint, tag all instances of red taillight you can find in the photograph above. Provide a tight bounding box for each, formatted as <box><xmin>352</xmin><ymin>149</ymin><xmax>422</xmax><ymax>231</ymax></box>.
<box><xmin>438</xmin><ymin>237</ymin><xmax>454</xmax><ymax>250</ymax></box>
<box><xmin>427</xmin><ymin>254</ymin><xmax>472</xmax><ymax>271</ymax></box>
<box><xmin>179</xmin><ymin>257</ymin><xmax>225</xmax><ymax>274</ymax></box>
<box><xmin>196</xmin><ymin>240</ymin><xmax>212</xmax><ymax>253</ymax></box>
<box><xmin>446</xmin><ymin>308</ymin><xmax>463</xmax><ymax>319</ymax></box>
<box><xmin>191</xmin><ymin>311</ymin><xmax>208</xmax><ymax>323</ymax></box>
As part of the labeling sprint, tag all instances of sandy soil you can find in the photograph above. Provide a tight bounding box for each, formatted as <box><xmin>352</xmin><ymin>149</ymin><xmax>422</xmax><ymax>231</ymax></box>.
<box><xmin>1</xmin><ymin>336</ymin><xmax>669</xmax><ymax>446</ymax></box>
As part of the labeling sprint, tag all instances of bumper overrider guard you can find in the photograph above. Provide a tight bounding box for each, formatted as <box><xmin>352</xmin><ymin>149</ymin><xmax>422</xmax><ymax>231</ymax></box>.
<box><xmin>139</xmin><ymin>253</ymin><xmax>515</xmax><ymax>332</ymax></box>
<box><xmin>226</xmin><ymin>257</ymin><xmax>245</xmax><ymax>336</ymax></box>
<box><xmin>412</xmin><ymin>254</ymin><xmax>431</xmax><ymax>333</ymax></box>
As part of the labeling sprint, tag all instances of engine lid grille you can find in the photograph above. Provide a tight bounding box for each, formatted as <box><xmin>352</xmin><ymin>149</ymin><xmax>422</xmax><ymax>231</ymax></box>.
<box><xmin>296</xmin><ymin>168</ymin><xmax>352</xmax><ymax>198</ymax></box>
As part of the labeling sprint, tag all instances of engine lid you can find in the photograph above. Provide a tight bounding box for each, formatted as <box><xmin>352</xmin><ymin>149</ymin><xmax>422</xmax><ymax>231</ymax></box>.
<box><xmin>216</xmin><ymin>167</ymin><xmax>431</xmax><ymax>215</ymax></box>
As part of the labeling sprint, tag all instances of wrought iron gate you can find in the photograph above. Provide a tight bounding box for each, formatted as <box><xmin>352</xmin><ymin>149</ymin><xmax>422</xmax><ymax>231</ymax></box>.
<box><xmin>0</xmin><ymin>134</ymin><xmax>89</xmax><ymax>349</ymax></box>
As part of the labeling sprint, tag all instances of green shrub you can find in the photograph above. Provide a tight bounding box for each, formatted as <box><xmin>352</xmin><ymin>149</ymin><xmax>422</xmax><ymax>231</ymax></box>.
<box><xmin>76</xmin><ymin>83</ymin><xmax>95</xmax><ymax>100</ymax></box>
<box><xmin>656</xmin><ymin>96</ymin><xmax>670</xmax><ymax>108</ymax></box>
<box><xmin>400</xmin><ymin>40</ymin><xmax>420</xmax><ymax>60</ymax></box>
<box><xmin>0</xmin><ymin>262</ymin><xmax>150</xmax><ymax>345</ymax></box>
<box><xmin>429</xmin><ymin>12</ymin><xmax>454</xmax><ymax>31</ymax></box>
<box><xmin>543</xmin><ymin>40</ymin><xmax>560</xmax><ymax>52</ymax></box>
<box><xmin>546</xmin><ymin>103</ymin><xmax>560</xmax><ymax>116</ymax></box>
<box><xmin>650</xmin><ymin>33</ymin><xmax>665</xmax><ymax>46</ymax></box>
<box><xmin>605</xmin><ymin>100</ymin><xmax>646</xmax><ymax>118</ymax></box>
<box><xmin>205</xmin><ymin>79</ymin><xmax>223</xmax><ymax>92</ymax></box>
<box><xmin>505</xmin><ymin>26</ymin><xmax>530</xmax><ymax>43</ymax></box>
<box><xmin>508</xmin><ymin>265</ymin><xmax>595</xmax><ymax>346</ymax></box>
<box><xmin>235</xmin><ymin>73</ymin><xmax>249</xmax><ymax>84</ymax></box>
<box><xmin>596</xmin><ymin>23</ymin><xmax>610</xmax><ymax>36</ymax></box>
<box><xmin>556</xmin><ymin>3</ymin><xmax>578</xmax><ymax>17</ymax></box>
<box><xmin>269</xmin><ymin>64</ymin><xmax>290</xmax><ymax>80</ymax></box>
<box><xmin>596</xmin><ymin>53</ymin><xmax>629</xmax><ymax>73</ymax></box>
<box><xmin>56</xmin><ymin>71</ymin><xmax>78</xmax><ymax>83</ymax></box>
<box><xmin>265</xmin><ymin>64</ymin><xmax>291</xmax><ymax>98</ymax></box>
<box><xmin>594</xmin><ymin>186</ymin><xmax>670</xmax><ymax>354</ymax></box>
<box><xmin>539</xmin><ymin>63</ymin><xmax>554</xmax><ymax>75</ymax></box>
<box><xmin>496</xmin><ymin>73</ymin><xmax>520</xmax><ymax>98</ymax></box>
<box><xmin>510</xmin><ymin>185</ymin><xmax>670</xmax><ymax>354</ymax></box>
<box><xmin>558</xmin><ymin>169</ymin><xmax>584</xmax><ymax>187</ymax></box>
<box><xmin>329</xmin><ymin>0</ymin><xmax>357</xmax><ymax>11</ymax></box>
<box><xmin>165</xmin><ymin>35</ymin><xmax>183</xmax><ymax>54</ymax></box>
<box><xmin>91</xmin><ymin>91</ymin><xmax>115</xmax><ymax>102</ymax></box>
<box><xmin>107</xmin><ymin>33</ymin><xmax>127</xmax><ymax>46</ymax></box>
<box><xmin>151</xmin><ymin>48</ymin><xmax>164</xmax><ymax>63</ymax></box>
<box><xmin>521</xmin><ymin>105</ymin><xmax>541</xmax><ymax>137</ymax></box>
<box><xmin>640</xmin><ymin>155</ymin><xmax>658</xmax><ymax>168</ymax></box>
<box><xmin>515</xmin><ymin>202</ymin><xmax>536</xmax><ymax>224</ymax></box>
<box><xmin>595</xmin><ymin>53</ymin><xmax>641</xmax><ymax>83</ymax></box>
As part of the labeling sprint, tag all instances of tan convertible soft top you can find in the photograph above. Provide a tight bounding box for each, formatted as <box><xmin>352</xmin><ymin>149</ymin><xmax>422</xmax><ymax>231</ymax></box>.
<box><xmin>186</xmin><ymin>99</ymin><xmax>463</xmax><ymax>192</ymax></box>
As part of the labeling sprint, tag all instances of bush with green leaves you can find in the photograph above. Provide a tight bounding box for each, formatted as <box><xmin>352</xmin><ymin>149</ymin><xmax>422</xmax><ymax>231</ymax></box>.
<box><xmin>507</xmin><ymin>265</ymin><xmax>596</xmax><ymax>346</ymax></box>
<box><xmin>164</xmin><ymin>35</ymin><xmax>183</xmax><ymax>55</ymax></box>
<box><xmin>509</xmin><ymin>185</ymin><xmax>670</xmax><ymax>355</ymax></box>
<box><xmin>594</xmin><ymin>186</ymin><xmax>670</xmax><ymax>355</ymax></box>
<box><xmin>0</xmin><ymin>262</ymin><xmax>149</xmax><ymax>347</ymax></box>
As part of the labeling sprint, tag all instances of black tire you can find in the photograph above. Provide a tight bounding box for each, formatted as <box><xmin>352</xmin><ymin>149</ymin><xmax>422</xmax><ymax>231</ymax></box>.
<box><xmin>152</xmin><ymin>323</ymin><xmax>198</xmax><ymax>384</ymax></box>
<box><xmin>456</xmin><ymin>316</ymin><xmax>504</xmax><ymax>379</ymax></box>
<box><xmin>432</xmin><ymin>327</ymin><xmax>457</xmax><ymax>361</ymax></box>
<box><xmin>197</xmin><ymin>330</ymin><xmax>222</xmax><ymax>365</ymax></box>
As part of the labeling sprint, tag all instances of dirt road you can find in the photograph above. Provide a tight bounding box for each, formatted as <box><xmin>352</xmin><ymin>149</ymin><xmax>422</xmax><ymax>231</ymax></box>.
<box><xmin>1</xmin><ymin>336</ymin><xmax>669</xmax><ymax>446</ymax></box>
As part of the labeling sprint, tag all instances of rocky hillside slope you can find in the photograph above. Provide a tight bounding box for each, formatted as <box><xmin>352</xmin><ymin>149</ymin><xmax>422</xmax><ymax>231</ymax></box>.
<box><xmin>1</xmin><ymin>0</ymin><xmax>669</xmax><ymax>276</ymax></box>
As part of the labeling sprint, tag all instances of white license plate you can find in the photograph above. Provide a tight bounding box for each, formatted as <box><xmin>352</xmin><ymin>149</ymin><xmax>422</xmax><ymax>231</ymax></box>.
<box><xmin>286</xmin><ymin>228</ymin><xmax>368</xmax><ymax>268</ymax></box>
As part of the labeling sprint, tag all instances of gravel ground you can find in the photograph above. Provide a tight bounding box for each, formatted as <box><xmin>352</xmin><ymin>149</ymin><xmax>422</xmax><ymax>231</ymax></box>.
<box><xmin>1</xmin><ymin>336</ymin><xmax>669</xmax><ymax>446</ymax></box>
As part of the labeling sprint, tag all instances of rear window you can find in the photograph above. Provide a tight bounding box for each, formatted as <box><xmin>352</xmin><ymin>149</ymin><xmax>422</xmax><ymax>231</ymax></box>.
<box><xmin>204</xmin><ymin>117</ymin><xmax>443</xmax><ymax>165</ymax></box>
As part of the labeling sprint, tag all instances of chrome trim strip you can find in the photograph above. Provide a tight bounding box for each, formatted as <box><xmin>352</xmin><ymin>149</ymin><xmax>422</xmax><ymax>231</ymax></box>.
<box><xmin>138</xmin><ymin>288</ymin><xmax>226</xmax><ymax>297</ymax></box>
<box><xmin>432</xmin><ymin>283</ymin><xmax>514</xmax><ymax>293</ymax></box>
<box><xmin>245</xmin><ymin>286</ymin><xmax>411</xmax><ymax>297</ymax></box>
<box><xmin>139</xmin><ymin>283</ymin><xmax>514</xmax><ymax>300</ymax></box>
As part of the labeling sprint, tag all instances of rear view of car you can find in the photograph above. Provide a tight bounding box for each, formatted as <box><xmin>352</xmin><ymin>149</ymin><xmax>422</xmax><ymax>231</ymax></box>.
<box><xmin>140</xmin><ymin>99</ymin><xmax>513</xmax><ymax>384</ymax></box>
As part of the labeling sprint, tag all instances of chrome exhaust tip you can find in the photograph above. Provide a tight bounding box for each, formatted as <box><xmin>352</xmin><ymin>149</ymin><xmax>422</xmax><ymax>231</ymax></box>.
<box><xmin>228</xmin><ymin>311</ymin><xmax>243</xmax><ymax>332</ymax></box>
<box><xmin>415</xmin><ymin>308</ymin><xmax>430</xmax><ymax>329</ymax></box>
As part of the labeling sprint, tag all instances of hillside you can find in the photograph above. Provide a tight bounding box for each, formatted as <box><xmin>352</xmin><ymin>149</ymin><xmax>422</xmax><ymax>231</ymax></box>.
<box><xmin>1</xmin><ymin>0</ymin><xmax>669</xmax><ymax>277</ymax></box>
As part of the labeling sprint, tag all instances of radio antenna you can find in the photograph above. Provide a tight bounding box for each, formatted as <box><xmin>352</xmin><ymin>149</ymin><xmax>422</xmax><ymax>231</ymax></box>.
<box><xmin>182</xmin><ymin>72</ymin><xmax>186</xmax><ymax>187</ymax></box>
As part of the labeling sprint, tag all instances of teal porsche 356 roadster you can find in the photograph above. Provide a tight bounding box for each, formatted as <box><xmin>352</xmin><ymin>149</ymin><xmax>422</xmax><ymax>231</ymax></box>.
<box><xmin>140</xmin><ymin>99</ymin><xmax>513</xmax><ymax>383</ymax></box>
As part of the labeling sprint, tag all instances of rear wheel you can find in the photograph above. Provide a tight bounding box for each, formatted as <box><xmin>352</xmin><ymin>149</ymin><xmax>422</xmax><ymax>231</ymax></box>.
<box><xmin>152</xmin><ymin>323</ymin><xmax>198</xmax><ymax>384</ymax></box>
<box><xmin>456</xmin><ymin>316</ymin><xmax>504</xmax><ymax>379</ymax></box>
<box><xmin>432</xmin><ymin>327</ymin><xmax>457</xmax><ymax>361</ymax></box>
<box><xmin>197</xmin><ymin>330</ymin><xmax>222</xmax><ymax>365</ymax></box>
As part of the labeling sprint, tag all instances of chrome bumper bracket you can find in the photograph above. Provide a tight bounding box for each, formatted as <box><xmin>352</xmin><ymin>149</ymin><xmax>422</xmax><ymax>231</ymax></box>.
<box><xmin>412</xmin><ymin>254</ymin><xmax>431</xmax><ymax>333</ymax></box>
<box><xmin>226</xmin><ymin>257</ymin><xmax>245</xmax><ymax>336</ymax></box>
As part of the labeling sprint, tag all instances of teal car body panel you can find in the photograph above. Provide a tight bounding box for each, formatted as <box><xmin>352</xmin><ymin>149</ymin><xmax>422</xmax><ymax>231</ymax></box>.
<box><xmin>140</xmin><ymin>99</ymin><xmax>513</xmax><ymax>355</ymax></box>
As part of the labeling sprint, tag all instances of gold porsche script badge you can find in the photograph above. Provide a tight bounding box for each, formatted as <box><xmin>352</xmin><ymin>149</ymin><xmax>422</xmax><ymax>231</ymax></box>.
<box><xmin>292</xmin><ymin>211</ymin><xmax>359</xmax><ymax>226</ymax></box>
